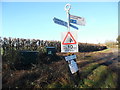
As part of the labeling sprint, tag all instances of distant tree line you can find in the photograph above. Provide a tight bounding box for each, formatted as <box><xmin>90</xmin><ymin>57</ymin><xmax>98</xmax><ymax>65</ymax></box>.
<box><xmin>0</xmin><ymin>37</ymin><xmax>61</xmax><ymax>56</ymax></box>
<box><xmin>78</xmin><ymin>42</ymin><xmax>107</xmax><ymax>52</ymax></box>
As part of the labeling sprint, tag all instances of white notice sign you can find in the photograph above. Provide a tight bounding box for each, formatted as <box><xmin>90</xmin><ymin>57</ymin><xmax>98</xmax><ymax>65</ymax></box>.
<box><xmin>68</xmin><ymin>60</ymin><xmax>79</xmax><ymax>74</ymax></box>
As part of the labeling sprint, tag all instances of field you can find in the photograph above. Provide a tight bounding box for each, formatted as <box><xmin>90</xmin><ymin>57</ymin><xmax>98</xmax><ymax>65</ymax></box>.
<box><xmin>2</xmin><ymin>47</ymin><xmax>119</xmax><ymax>89</ymax></box>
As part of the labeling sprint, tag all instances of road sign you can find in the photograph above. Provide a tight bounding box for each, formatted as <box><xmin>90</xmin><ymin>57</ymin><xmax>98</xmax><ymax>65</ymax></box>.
<box><xmin>62</xmin><ymin>32</ymin><xmax>76</xmax><ymax>45</ymax></box>
<box><xmin>65</xmin><ymin>54</ymin><xmax>78</xmax><ymax>74</ymax></box>
<box><xmin>68</xmin><ymin>60</ymin><xmax>79</xmax><ymax>74</ymax></box>
<box><xmin>53</xmin><ymin>17</ymin><xmax>78</xmax><ymax>30</ymax></box>
<box><xmin>65</xmin><ymin>55</ymin><xmax>77</xmax><ymax>61</ymax></box>
<box><xmin>70</xmin><ymin>15</ymin><xmax>86</xmax><ymax>26</ymax></box>
<box><xmin>61</xmin><ymin>31</ymin><xmax>78</xmax><ymax>52</ymax></box>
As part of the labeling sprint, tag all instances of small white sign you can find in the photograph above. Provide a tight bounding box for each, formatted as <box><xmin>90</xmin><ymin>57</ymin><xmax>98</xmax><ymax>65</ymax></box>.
<box><xmin>61</xmin><ymin>31</ymin><xmax>78</xmax><ymax>52</ymax></box>
<box><xmin>68</xmin><ymin>60</ymin><xmax>79</xmax><ymax>74</ymax></box>
<box><xmin>65</xmin><ymin>55</ymin><xmax>77</xmax><ymax>61</ymax></box>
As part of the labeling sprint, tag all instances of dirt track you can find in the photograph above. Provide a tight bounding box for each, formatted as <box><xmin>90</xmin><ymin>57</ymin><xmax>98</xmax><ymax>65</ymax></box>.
<box><xmin>77</xmin><ymin>48</ymin><xmax>118</xmax><ymax>66</ymax></box>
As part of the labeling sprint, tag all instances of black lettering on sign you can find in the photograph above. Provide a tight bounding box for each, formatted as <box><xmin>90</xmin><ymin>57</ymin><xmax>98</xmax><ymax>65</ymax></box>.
<box><xmin>69</xmin><ymin>38</ymin><xmax>73</xmax><ymax>43</ymax></box>
<box><xmin>70</xmin><ymin>45</ymin><xmax>73</xmax><ymax>49</ymax></box>
<box><xmin>68</xmin><ymin>45</ymin><xmax>73</xmax><ymax>49</ymax></box>
<box><xmin>63</xmin><ymin>45</ymin><xmax>76</xmax><ymax>52</ymax></box>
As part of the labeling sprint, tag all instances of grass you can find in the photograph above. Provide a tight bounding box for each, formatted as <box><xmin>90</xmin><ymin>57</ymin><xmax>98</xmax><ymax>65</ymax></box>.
<box><xmin>79</xmin><ymin>65</ymin><xmax>108</xmax><ymax>88</ymax></box>
<box><xmin>101</xmin><ymin>72</ymin><xmax>118</xmax><ymax>88</ymax></box>
<box><xmin>80</xmin><ymin>63</ymin><xmax>99</xmax><ymax>78</ymax></box>
<box><xmin>47</xmin><ymin>82</ymin><xmax>74</xmax><ymax>88</ymax></box>
<box><xmin>95</xmin><ymin>48</ymin><xmax>111</xmax><ymax>53</ymax></box>
<box><xmin>86</xmin><ymin>48</ymin><xmax>111</xmax><ymax>57</ymax></box>
<box><xmin>47</xmin><ymin>82</ymin><xmax>62</xmax><ymax>88</ymax></box>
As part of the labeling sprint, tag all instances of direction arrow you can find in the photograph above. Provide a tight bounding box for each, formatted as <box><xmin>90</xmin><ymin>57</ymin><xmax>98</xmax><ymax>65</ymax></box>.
<box><xmin>70</xmin><ymin>15</ymin><xmax>86</xmax><ymax>26</ymax></box>
<box><xmin>53</xmin><ymin>17</ymin><xmax>67</xmax><ymax>27</ymax></box>
<box><xmin>70</xmin><ymin>24</ymin><xmax>78</xmax><ymax>30</ymax></box>
<box><xmin>53</xmin><ymin>17</ymin><xmax>78</xmax><ymax>30</ymax></box>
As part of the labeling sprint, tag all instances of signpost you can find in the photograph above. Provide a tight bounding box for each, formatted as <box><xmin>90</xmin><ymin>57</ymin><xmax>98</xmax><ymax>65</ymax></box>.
<box><xmin>53</xmin><ymin>3</ymin><xmax>85</xmax><ymax>87</ymax></box>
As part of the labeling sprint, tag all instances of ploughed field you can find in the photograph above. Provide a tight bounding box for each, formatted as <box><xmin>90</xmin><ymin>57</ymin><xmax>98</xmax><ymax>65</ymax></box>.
<box><xmin>2</xmin><ymin>48</ymin><xmax>119</xmax><ymax>89</ymax></box>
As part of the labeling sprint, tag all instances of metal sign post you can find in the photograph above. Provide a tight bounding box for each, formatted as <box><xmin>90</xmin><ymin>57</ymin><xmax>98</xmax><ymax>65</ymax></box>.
<box><xmin>64</xmin><ymin>4</ymin><xmax>71</xmax><ymax>32</ymax></box>
<box><xmin>64</xmin><ymin>4</ymin><xmax>80</xmax><ymax>87</ymax></box>
<box><xmin>61</xmin><ymin>4</ymin><xmax>78</xmax><ymax>53</ymax></box>
<box><xmin>53</xmin><ymin>3</ymin><xmax>86</xmax><ymax>87</ymax></box>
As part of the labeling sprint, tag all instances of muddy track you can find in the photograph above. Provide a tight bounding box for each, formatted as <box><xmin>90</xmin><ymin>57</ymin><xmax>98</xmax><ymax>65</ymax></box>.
<box><xmin>77</xmin><ymin>48</ymin><xmax>118</xmax><ymax>67</ymax></box>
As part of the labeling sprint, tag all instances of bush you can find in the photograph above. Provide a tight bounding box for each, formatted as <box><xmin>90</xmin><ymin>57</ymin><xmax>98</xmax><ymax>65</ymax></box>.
<box><xmin>105</xmin><ymin>40</ymin><xmax>117</xmax><ymax>48</ymax></box>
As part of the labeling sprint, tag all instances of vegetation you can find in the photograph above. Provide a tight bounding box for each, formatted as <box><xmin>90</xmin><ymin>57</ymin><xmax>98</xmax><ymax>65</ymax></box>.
<box><xmin>79</xmin><ymin>65</ymin><xmax>107</xmax><ymax>88</ymax></box>
<box><xmin>101</xmin><ymin>72</ymin><xmax>117</xmax><ymax>88</ymax></box>
<box><xmin>1</xmin><ymin>37</ymin><xmax>107</xmax><ymax>56</ymax></box>
<box><xmin>80</xmin><ymin>63</ymin><xmax>99</xmax><ymax>78</ymax></box>
<box><xmin>105</xmin><ymin>40</ymin><xmax>117</xmax><ymax>48</ymax></box>
<box><xmin>117</xmin><ymin>35</ymin><xmax>120</xmax><ymax>48</ymax></box>
<box><xmin>2</xmin><ymin>37</ymin><xmax>119</xmax><ymax>89</ymax></box>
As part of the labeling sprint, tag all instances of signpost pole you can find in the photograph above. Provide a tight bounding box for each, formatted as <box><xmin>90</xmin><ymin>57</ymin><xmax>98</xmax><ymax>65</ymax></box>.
<box><xmin>64</xmin><ymin>4</ymin><xmax>80</xmax><ymax>87</ymax></box>
<box><xmin>53</xmin><ymin>3</ymin><xmax>85</xmax><ymax>87</ymax></box>
<box><xmin>65</xmin><ymin>4</ymin><xmax>71</xmax><ymax>32</ymax></box>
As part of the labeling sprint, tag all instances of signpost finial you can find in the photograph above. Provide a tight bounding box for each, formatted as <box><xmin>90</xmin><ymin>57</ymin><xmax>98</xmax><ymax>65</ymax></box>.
<box><xmin>64</xmin><ymin>3</ymin><xmax>71</xmax><ymax>12</ymax></box>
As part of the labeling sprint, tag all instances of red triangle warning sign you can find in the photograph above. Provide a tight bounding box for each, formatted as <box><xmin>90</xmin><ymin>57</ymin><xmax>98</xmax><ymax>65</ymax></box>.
<box><xmin>62</xmin><ymin>32</ymin><xmax>77</xmax><ymax>45</ymax></box>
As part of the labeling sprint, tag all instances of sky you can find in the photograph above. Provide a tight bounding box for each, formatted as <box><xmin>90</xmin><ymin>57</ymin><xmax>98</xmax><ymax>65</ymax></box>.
<box><xmin>1</xmin><ymin>2</ymin><xmax>118</xmax><ymax>44</ymax></box>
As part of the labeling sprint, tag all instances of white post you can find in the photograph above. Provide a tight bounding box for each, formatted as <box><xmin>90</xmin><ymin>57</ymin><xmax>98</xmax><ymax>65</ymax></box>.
<box><xmin>65</xmin><ymin>4</ymin><xmax>71</xmax><ymax>32</ymax></box>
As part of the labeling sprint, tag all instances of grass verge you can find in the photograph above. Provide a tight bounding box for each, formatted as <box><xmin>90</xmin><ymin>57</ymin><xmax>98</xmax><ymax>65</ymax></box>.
<box><xmin>79</xmin><ymin>65</ymin><xmax>108</xmax><ymax>88</ymax></box>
